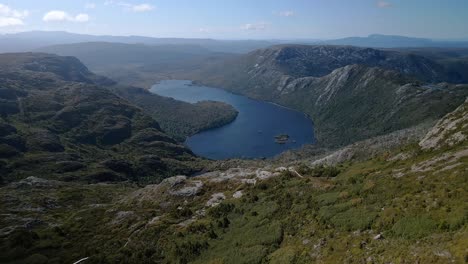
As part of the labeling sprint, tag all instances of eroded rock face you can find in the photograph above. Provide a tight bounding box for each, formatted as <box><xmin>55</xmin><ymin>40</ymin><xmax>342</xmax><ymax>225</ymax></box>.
<box><xmin>419</xmin><ymin>98</ymin><xmax>468</xmax><ymax>150</ymax></box>
<box><xmin>311</xmin><ymin>147</ymin><xmax>354</xmax><ymax>166</ymax></box>
<box><xmin>169</xmin><ymin>180</ymin><xmax>204</xmax><ymax>197</ymax></box>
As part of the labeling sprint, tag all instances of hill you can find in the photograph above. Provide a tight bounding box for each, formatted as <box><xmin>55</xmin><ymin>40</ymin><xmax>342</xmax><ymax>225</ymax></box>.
<box><xmin>321</xmin><ymin>34</ymin><xmax>468</xmax><ymax>48</ymax></box>
<box><xmin>37</xmin><ymin>42</ymin><xmax>235</xmax><ymax>88</ymax></box>
<box><xmin>0</xmin><ymin>31</ymin><xmax>275</xmax><ymax>54</ymax></box>
<box><xmin>183</xmin><ymin>45</ymin><xmax>468</xmax><ymax>147</ymax></box>
<box><xmin>0</xmin><ymin>94</ymin><xmax>466</xmax><ymax>263</ymax></box>
<box><xmin>0</xmin><ymin>53</ymin><xmax>236</xmax><ymax>184</ymax></box>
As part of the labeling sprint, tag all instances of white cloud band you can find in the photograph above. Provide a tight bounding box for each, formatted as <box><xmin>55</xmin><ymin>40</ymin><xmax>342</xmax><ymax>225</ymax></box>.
<box><xmin>43</xmin><ymin>10</ymin><xmax>90</xmax><ymax>23</ymax></box>
<box><xmin>242</xmin><ymin>22</ymin><xmax>268</xmax><ymax>31</ymax></box>
<box><xmin>0</xmin><ymin>4</ymin><xmax>29</xmax><ymax>27</ymax></box>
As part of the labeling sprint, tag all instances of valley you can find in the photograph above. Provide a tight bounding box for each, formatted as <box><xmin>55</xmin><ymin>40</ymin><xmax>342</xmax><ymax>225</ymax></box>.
<box><xmin>0</xmin><ymin>30</ymin><xmax>467</xmax><ymax>264</ymax></box>
<box><xmin>151</xmin><ymin>80</ymin><xmax>315</xmax><ymax>159</ymax></box>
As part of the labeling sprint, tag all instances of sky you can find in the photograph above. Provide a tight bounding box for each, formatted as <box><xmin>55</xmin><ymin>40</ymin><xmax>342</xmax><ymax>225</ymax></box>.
<box><xmin>0</xmin><ymin>0</ymin><xmax>467</xmax><ymax>40</ymax></box>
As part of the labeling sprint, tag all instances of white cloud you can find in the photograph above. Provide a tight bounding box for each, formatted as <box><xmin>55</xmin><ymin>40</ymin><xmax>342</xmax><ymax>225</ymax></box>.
<box><xmin>0</xmin><ymin>4</ymin><xmax>28</xmax><ymax>27</ymax></box>
<box><xmin>75</xmin><ymin>13</ymin><xmax>90</xmax><ymax>22</ymax></box>
<box><xmin>198</xmin><ymin>28</ymin><xmax>210</xmax><ymax>33</ymax></box>
<box><xmin>43</xmin><ymin>10</ymin><xmax>90</xmax><ymax>23</ymax></box>
<box><xmin>0</xmin><ymin>17</ymin><xmax>24</xmax><ymax>27</ymax></box>
<box><xmin>105</xmin><ymin>1</ymin><xmax>155</xmax><ymax>12</ymax></box>
<box><xmin>241</xmin><ymin>22</ymin><xmax>268</xmax><ymax>31</ymax></box>
<box><xmin>278</xmin><ymin>10</ymin><xmax>294</xmax><ymax>17</ymax></box>
<box><xmin>85</xmin><ymin>3</ymin><xmax>96</xmax><ymax>9</ymax></box>
<box><xmin>0</xmin><ymin>4</ymin><xmax>29</xmax><ymax>19</ymax></box>
<box><xmin>131</xmin><ymin>4</ymin><xmax>154</xmax><ymax>12</ymax></box>
<box><xmin>377</xmin><ymin>1</ymin><xmax>392</xmax><ymax>8</ymax></box>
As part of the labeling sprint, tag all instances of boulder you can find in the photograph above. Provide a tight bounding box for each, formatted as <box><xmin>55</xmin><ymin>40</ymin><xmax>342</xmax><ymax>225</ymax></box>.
<box><xmin>206</xmin><ymin>193</ymin><xmax>226</xmax><ymax>207</ymax></box>
<box><xmin>232</xmin><ymin>191</ymin><xmax>243</xmax><ymax>199</ymax></box>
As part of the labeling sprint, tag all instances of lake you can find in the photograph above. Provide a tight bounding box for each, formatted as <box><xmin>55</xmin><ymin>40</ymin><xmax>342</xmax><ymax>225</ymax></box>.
<box><xmin>150</xmin><ymin>80</ymin><xmax>315</xmax><ymax>160</ymax></box>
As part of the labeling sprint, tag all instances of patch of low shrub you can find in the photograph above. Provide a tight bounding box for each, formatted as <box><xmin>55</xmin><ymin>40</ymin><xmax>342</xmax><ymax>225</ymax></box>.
<box><xmin>391</xmin><ymin>216</ymin><xmax>437</xmax><ymax>239</ymax></box>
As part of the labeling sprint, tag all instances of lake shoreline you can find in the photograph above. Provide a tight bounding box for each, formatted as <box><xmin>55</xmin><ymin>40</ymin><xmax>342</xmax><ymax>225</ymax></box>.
<box><xmin>151</xmin><ymin>80</ymin><xmax>315</xmax><ymax>160</ymax></box>
<box><xmin>191</xmin><ymin>80</ymin><xmax>315</xmax><ymax>124</ymax></box>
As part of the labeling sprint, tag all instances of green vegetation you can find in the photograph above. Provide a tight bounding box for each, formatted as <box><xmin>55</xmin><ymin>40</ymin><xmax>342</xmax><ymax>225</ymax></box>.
<box><xmin>1</xmin><ymin>134</ymin><xmax>466</xmax><ymax>263</ymax></box>
<box><xmin>0</xmin><ymin>53</ymin><xmax>208</xmax><ymax>184</ymax></box>
<box><xmin>0</xmin><ymin>48</ymin><xmax>467</xmax><ymax>263</ymax></box>
<box><xmin>111</xmin><ymin>85</ymin><xmax>238</xmax><ymax>141</ymax></box>
<box><xmin>183</xmin><ymin>45</ymin><xmax>468</xmax><ymax>147</ymax></box>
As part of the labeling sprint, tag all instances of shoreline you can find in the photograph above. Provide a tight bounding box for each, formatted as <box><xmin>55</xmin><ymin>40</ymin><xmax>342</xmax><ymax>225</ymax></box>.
<box><xmin>152</xmin><ymin>80</ymin><xmax>316</xmax><ymax>160</ymax></box>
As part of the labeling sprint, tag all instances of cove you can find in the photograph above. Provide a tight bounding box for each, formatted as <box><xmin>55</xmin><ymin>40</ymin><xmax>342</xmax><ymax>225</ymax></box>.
<box><xmin>150</xmin><ymin>80</ymin><xmax>315</xmax><ymax>160</ymax></box>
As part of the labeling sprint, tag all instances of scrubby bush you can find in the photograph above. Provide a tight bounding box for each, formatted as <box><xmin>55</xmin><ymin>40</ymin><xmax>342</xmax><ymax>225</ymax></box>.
<box><xmin>298</xmin><ymin>164</ymin><xmax>341</xmax><ymax>178</ymax></box>
<box><xmin>170</xmin><ymin>206</ymin><xmax>193</xmax><ymax>218</ymax></box>
<box><xmin>391</xmin><ymin>216</ymin><xmax>437</xmax><ymax>239</ymax></box>
<box><xmin>207</xmin><ymin>203</ymin><xmax>234</xmax><ymax>218</ymax></box>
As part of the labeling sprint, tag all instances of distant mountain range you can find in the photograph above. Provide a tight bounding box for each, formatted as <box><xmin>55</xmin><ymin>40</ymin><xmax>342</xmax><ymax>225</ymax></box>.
<box><xmin>0</xmin><ymin>34</ymin><xmax>467</xmax><ymax>263</ymax></box>
<box><xmin>1</xmin><ymin>31</ymin><xmax>468</xmax><ymax>54</ymax></box>
<box><xmin>0</xmin><ymin>31</ymin><xmax>275</xmax><ymax>54</ymax></box>
<box><xmin>317</xmin><ymin>34</ymin><xmax>468</xmax><ymax>48</ymax></box>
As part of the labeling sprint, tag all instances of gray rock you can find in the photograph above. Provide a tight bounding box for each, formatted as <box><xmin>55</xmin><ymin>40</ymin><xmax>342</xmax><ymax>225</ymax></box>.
<box><xmin>206</xmin><ymin>193</ymin><xmax>226</xmax><ymax>207</ymax></box>
<box><xmin>10</xmin><ymin>176</ymin><xmax>64</xmax><ymax>189</ymax></box>
<box><xmin>169</xmin><ymin>180</ymin><xmax>203</xmax><ymax>197</ymax></box>
<box><xmin>420</xmin><ymin>98</ymin><xmax>467</xmax><ymax>150</ymax></box>
<box><xmin>232</xmin><ymin>191</ymin><xmax>243</xmax><ymax>199</ymax></box>
<box><xmin>162</xmin><ymin>175</ymin><xmax>187</xmax><ymax>187</ymax></box>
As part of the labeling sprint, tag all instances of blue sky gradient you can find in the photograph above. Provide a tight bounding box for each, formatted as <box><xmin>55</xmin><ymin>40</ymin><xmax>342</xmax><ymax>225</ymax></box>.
<box><xmin>0</xmin><ymin>0</ymin><xmax>467</xmax><ymax>39</ymax></box>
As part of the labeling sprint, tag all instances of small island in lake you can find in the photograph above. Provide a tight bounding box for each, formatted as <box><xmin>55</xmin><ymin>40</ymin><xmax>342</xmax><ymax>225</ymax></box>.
<box><xmin>274</xmin><ymin>134</ymin><xmax>290</xmax><ymax>144</ymax></box>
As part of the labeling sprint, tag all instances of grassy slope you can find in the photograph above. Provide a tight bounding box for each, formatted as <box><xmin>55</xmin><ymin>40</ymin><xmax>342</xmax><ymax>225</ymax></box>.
<box><xmin>1</xmin><ymin>129</ymin><xmax>466</xmax><ymax>263</ymax></box>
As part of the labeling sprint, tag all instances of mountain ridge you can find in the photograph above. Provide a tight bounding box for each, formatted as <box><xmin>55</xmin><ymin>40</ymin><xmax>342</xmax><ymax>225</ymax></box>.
<box><xmin>0</xmin><ymin>52</ymin><xmax>237</xmax><ymax>184</ymax></box>
<box><xmin>183</xmin><ymin>45</ymin><xmax>468</xmax><ymax>146</ymax></box>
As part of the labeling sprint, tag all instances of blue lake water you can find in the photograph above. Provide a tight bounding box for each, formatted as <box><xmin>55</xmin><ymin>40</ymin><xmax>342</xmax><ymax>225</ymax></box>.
<box><xmin>150</xmin><ymin>80</ymin><xmax>315</xmax><ymax>160</ymax></box>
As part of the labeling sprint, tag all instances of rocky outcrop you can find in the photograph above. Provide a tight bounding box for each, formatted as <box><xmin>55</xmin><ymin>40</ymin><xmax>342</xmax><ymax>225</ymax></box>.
<box><xmin>9</xmin><ymin>176</ymin><xmax>64</xmax><ymax>189</ymax></box>
<box><xmin>307</xmin><ymin>123</ymin><xmax>431</xmax><ymax>166</ymax></box>
<box><xmin>419</xmin><ymin>98</ymin><xmax>468</xmax><ymax>150</ymax></box>
<box><xmin>251</xmin><ymin>45</ymin><xmax>447</xmax><ymax>82</ymax></box>
<box><xmin>191</xmin><ymin>45</ymin><xmax>468</xmax><ymax>147</ymax></box>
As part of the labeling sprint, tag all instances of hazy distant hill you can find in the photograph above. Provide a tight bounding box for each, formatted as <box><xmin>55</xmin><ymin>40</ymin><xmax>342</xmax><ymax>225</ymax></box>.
<box><xmin>37</xmin><ymin>41</ymin><xmax>236</xmax><ymax>88</ymax></box>
<box><xmin>38</xmin><ymin>42</ymin><xmax>213</xmax><ymax>66</ymax></box>
<box><xmin>0</xmin><ymin>31</ymin><xmax>276</xmax><ymax>53</ymax></box>
<box><xmin>320</xmin><ymin>34</ymin><xmax>468</xmax><ymax>48</ymax></box>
